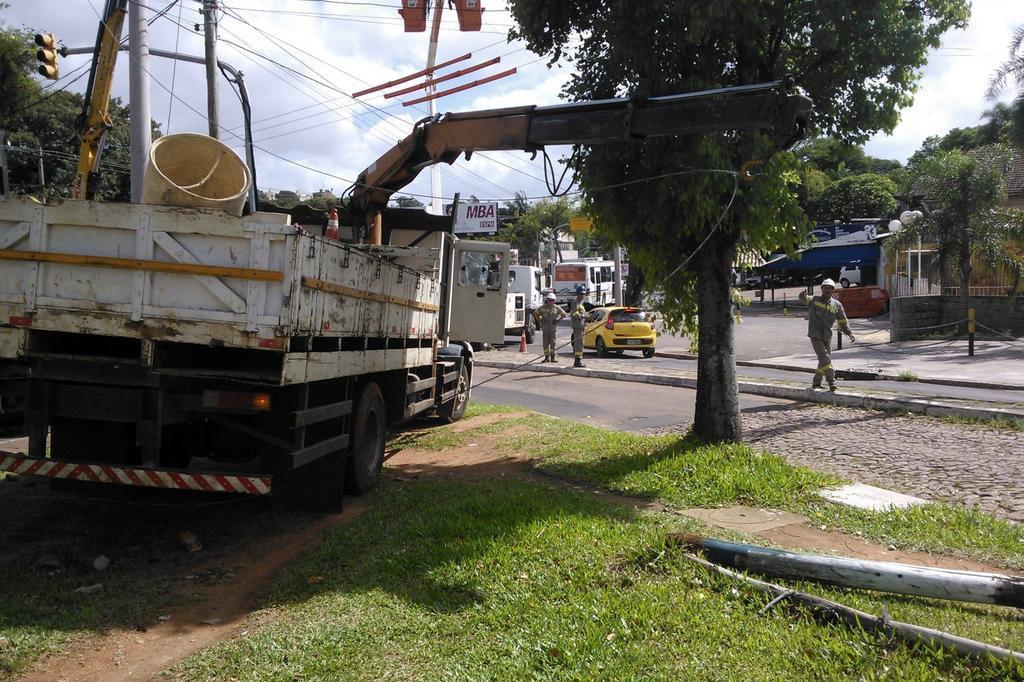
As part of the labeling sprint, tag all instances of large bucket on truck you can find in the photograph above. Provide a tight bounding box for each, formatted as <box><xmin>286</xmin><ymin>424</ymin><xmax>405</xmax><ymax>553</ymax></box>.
<box><xmin>142</xmin><ymin>133</ymin><xmax>252</xmax><ymax>216</ymax></box>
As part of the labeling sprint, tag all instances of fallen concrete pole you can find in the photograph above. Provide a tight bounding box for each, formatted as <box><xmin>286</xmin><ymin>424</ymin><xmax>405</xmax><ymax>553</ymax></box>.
<box><xmin>672</xmin><ymin>534</ymin><xmax>1024</xmax><ymax>608</ymax></box>
<box><xmin>680</xmin><ymin>550</ymin><xmax>1024</xmax><ymax>668</ymax></box>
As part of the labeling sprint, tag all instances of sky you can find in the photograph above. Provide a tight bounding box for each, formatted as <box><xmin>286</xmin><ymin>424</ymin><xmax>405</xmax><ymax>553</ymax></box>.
<box><xmin>3</xmin><ymin>0</ymin><xmax>1023</xmax><ymax>210</ymax></box>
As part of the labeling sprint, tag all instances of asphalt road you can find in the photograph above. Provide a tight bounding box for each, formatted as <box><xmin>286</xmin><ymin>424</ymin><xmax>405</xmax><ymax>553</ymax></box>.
<box><xmin>470</xmin><ymin>366</ymin><xmax>792</xmax><ymax>433</ymax></box>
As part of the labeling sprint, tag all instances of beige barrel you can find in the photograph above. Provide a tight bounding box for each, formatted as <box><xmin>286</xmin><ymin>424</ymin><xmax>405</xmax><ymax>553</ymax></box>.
<box><xmin>142</xmin><ymin>133</ymin><xmax>252</xmax><ymax>216</ymax></box>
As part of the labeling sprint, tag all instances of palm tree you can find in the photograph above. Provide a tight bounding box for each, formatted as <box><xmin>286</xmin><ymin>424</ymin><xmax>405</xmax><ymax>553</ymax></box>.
<box><xmin>987</xmin><ymin>25</ymin><xmax>1024</xmax><ymax>148</ymax></box>
<box><xmin>890</xmin><ymin>146</ymin><xmax>1024</xmax><ymax>332</ymax></box>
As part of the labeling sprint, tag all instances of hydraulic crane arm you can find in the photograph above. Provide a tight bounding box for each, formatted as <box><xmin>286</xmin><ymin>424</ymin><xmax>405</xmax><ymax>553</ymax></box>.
<box><xmin>72</xmin><ymin>0</ymin><xmax>128</xmax><ymax>200</ymax></box>
<box><xmin>349</xmin><ymin>80</ymin><xmax>812</xmax><ymax>217</ymax></box>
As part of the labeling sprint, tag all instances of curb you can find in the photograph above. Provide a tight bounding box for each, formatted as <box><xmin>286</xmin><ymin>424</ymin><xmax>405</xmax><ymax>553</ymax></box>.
<box><xmin>474</xmin><ymin>359</ymin><xmax>1024</xmax><ymax>423</ymax></box>
<box><xmin>653</xmin><ymin>351</ymin><xmax>1024</xmax><ymax>393</ymax></box>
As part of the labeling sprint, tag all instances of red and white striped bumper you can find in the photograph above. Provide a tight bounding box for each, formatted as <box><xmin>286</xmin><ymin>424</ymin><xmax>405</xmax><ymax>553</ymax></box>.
<box><xmin>0</xmin><ymin>452</ymin><xmax>272</xmax><ymax>495</ymax></box>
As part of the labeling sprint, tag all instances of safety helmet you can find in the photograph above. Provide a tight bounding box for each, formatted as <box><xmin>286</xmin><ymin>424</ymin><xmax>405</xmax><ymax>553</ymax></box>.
<box><xmin>575</xmin><ymin>284</ymin><xmax>589</xmax><ymax>295</ymax></box>
<box><xmin>821</xmin><ymin>278</ymin><xmax>837</xmax><ymax>289</ymax></box>
<box><xmin>545</xmin><ymin>292</ymin><xmax>556</xmax><ymax>301</ymax></box>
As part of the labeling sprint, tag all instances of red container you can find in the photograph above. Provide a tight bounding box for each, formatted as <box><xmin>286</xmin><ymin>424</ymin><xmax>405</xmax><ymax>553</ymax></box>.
<box><xmin>833</xmin><ymin>285</ymin><xmax>890</xmax><ymax>318</ymax></box>
<box><xmin>399</xmin><ymin>0</ymin><xmax>427</xmax><ymax>32</ymax></box>
<box><xmin>454</xmin><ymin>0</ymin><xmax>483</xmax><ymax>31</ymax></box>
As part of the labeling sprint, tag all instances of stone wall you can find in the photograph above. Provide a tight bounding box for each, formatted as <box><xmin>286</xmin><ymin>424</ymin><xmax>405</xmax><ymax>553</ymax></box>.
<box><xmin>892</xmin><ymin>295</ymin><xmax>1024</xmax><ymax>341</ymax></box>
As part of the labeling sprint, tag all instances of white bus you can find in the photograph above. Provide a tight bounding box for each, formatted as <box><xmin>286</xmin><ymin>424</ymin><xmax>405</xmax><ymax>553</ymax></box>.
<box><xmin>551</xmin><ymin>259</ymin><xmax>615</xmax><ymax>307</ymax></box>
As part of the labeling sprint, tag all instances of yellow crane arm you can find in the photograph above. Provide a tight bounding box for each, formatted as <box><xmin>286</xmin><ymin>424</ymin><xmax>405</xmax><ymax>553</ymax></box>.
<box><xmin>72</xmin><ymin>0</ymin><xmax>128</xmax><ymax>200</ymax></box>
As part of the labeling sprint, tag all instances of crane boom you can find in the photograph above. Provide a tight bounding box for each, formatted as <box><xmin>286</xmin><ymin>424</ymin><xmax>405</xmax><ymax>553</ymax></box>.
<box><xmin>72</xmin><ymin>0</ymin><xmax>128</xmax><ymax>200</ymax></box>
<box><xmin>349</xmin><ymin>80</ymin><xmax>812</xmax><ymax>217</ymax></box>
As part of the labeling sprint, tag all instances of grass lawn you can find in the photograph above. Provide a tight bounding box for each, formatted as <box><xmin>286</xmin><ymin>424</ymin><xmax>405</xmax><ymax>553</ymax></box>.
<box><xmin>174</xmin><ymin>404</ymin><xmax>1024</xmax><ymax>680</ymax></box>
<box><xmin>174</xmin><ymin>479</ymin><xmax>1024</xmax><ymax>680</ymax></box>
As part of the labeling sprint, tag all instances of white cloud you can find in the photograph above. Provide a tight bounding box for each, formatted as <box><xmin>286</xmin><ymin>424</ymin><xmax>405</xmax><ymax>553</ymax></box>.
<box><xmin>864</xmin><ymin>0</ymin><xmax>1024</xmax><ymax>161</ymax></box>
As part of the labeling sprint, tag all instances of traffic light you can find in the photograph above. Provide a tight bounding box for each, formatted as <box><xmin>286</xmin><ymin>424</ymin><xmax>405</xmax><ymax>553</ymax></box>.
<box><xmin>34</xmin><ymin>33</ymin><xmax>59</xmax><ymax>80</ymax></box>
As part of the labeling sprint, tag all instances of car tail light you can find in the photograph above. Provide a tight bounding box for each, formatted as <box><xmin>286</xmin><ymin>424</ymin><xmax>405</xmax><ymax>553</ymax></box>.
<box><xmin>202</xmin><ymin>390</ymin><xmax>272</xmax><ymax>411</ymax></box>
<box><xmin>604</xmin><ymin>319</ymin><xmax>614</xmax><ymax>330</ymax></box>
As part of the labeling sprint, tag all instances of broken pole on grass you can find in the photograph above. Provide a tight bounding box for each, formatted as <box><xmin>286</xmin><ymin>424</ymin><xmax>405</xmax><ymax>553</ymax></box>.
<box><xmin>670</xmin><ymin>534</ymin><xmax>1024</xmax><ymax>609</ymax></box>
<box><xmin>680</xmin><ymin>551</ymin><xmax>1024</xmax><ymax>668</ymax></box>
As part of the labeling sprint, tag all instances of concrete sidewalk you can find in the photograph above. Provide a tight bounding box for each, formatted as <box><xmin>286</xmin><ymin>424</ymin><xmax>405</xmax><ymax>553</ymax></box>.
<box><xmin>474</xmin><ymin>339</ymin><xmax>1024</xmax><ymax>423</ymax></box>
<box><xmin>657</xmin><ymin>338</ymin><xmax>1024</xmax><ymax>390</ymax></box>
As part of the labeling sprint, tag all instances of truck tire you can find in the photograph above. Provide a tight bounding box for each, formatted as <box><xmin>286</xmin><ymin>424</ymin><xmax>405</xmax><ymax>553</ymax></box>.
<box><xmin>437</xmin><ymin>362</ymin><xmax>470</xmax><ymax>423</ymax></box>
<box><xmin>523</xmin><ymin>324</ymin><xmax>535</xmax><ymax>344</ymax></box>
<box><xmin>345</xmin><ymin>382</ymin><xmax>386</xmax><ymax>495</ymax></box>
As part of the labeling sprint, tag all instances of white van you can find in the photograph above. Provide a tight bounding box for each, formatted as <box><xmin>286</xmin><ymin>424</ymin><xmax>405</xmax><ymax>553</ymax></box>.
<box><xmin>839</xmin><ymin>263</ymin><xmax>862</xmax><ymax>288</ymax></box>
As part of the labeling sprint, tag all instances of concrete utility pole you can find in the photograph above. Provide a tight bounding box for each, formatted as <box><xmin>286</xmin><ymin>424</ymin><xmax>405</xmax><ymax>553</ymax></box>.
<box><xmin>202</xmin><ymin>0</ymin><xmax>220</xmax><ymax>138</ymax></box>
<box><xmin>128</xmin><ymin>0</ymin><xmax>152</xmax><ymax>203</ymax></box>
<box><xmin>613</xmin><ymin>244</ymin><xmax>624</xmax><ymax>305</ymax></box>
<box><xmin>425</xmin><ymin>0</ymin><xmax>443</xmax><ymax>214</ymax></box>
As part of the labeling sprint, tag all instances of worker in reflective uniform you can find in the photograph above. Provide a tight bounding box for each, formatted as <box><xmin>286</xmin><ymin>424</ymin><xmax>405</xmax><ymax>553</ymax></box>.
<box><xmin>533</xmin><ymin>292</ymin><xmax>566</xmax><ymax>362</ymax></box>
<box><xmin>799</xmin><ymin>278</ymin><xmax>855</xmax><ymax>391</ymax></box>
<box><xmin>569</xmin><ymin>284</ymin><xmax>589</xmax><ymax>368</ymax></box>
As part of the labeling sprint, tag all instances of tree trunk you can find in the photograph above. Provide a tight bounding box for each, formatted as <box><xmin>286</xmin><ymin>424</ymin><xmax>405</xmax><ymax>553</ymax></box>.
<box><xmin>693</xmin><ymin>231</ymin><xmax>742</xmax><ymax>442</ymax></box>
<box><xmin>625</xmin><ymin>264</ymin><xmax>645</xmax><ymax>307</ymax></box>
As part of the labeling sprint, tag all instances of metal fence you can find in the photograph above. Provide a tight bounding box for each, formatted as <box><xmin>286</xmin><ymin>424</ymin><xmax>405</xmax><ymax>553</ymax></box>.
<box><xmin>890</xmin><ymin>274</ymin><xmax>1016</xmax><ymax>298</ymax></box>
<box><xmin>889</xmin><ymin>275</ymin><xmax>941</xmax><ymax>298</ymax></box>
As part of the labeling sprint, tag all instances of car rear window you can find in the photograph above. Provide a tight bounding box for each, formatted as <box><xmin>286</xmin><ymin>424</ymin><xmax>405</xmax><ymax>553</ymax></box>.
<box><xmin>609</xmin><ymin>309</ymin><xmax>646</xmax><ymax>322</ymax></box>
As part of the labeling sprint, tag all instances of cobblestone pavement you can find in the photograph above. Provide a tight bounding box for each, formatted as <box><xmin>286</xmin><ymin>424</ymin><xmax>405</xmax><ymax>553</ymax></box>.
<box><xmin>649</xmin><ymin>404</ymin><xmax>1024</xmax><ymax>523</ymax></box>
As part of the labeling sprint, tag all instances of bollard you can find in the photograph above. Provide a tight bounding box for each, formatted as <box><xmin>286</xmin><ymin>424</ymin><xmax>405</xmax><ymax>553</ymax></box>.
<box><xmin>837</xmin><ymin>329</ymin><xmax>843</xmax><ymax>350</ymax></box>
<box><xmin>968</xmin><ymin>308</ymin><xmax>975</xmax><ymax>357</ymax></box>
<box><xmin>783</xmin><ymin>292</ymin><xmax>788</xmax><ymax>316</ymax></box>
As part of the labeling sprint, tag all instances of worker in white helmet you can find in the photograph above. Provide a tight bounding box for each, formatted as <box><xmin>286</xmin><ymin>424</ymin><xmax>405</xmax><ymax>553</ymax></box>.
<box><xmin>533</xmin><ymin>292</ymin><xmax>566</xmax><ymax>362</ymax></box>
<box><xmin>799</xmin><ymin>278</ymin><xmax>855</xmax><ymax>391</ymax></box>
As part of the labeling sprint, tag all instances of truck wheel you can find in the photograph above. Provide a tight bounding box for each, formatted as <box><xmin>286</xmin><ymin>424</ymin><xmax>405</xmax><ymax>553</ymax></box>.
<box><xmin>524</xmin><ymin>324</ymin><xmax>535</xmax><ymax>344</ymax></box>
<box><xmin>345</xmin><ymin>383</ymin><xmax>386</xmax><ymax>495</ymax></box>
<box><xmin>437</xmin><ymin>362</ymin><xmax>470</xmax><ymax>423</ymax></box>
<box><xmin>840</xmin><ymin>278</ymin><xmax>850</xmax><ymax>288</ymax></box>
<box><xmin>595</xmin><ymin>337</ymin><xmax>608</xmax><ymax>357</ymax></box>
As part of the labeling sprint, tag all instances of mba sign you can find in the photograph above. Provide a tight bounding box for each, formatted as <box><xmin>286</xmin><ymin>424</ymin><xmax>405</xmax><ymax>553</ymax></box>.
<box><xmin>453</xmin><ymin>201</ymin><xmax>499</xmax><ymax>235</ymax></box>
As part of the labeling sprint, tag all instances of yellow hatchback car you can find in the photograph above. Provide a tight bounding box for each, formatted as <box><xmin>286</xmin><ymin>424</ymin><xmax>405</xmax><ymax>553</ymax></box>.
<box><xmin>583</xmin><ymin>306</ymin><xmax>657</xmax><ymax>358</ymax></box>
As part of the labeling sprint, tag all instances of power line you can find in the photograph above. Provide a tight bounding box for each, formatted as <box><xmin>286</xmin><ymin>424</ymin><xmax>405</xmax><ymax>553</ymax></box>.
<box><xmin>215</xmin><ymin>4</ymin><xmax>525</xmax><ymax>198</ymax></box>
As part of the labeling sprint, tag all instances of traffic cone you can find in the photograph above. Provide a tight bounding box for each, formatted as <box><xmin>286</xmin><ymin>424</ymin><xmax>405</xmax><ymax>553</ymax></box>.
<box><xmin>519</xmin><ymin>327</ymin><xmax>528</xmax><ymax>352</ymax></box>
<box><xmin>325</xmin><ymin>208</ymin><xmax>340</xmax><ymax>240</ymax></box>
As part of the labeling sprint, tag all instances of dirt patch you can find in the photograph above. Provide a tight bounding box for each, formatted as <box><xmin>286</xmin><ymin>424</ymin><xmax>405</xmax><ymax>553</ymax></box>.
<box><xmin>18</xmin><ymin>502</ymin><xmax>365</xmax><ymax>682</ymax></box>
<box><xmin>386</xmin><ymin>422</ymin><xmax>536</xmax><ymax>482</ymax></box>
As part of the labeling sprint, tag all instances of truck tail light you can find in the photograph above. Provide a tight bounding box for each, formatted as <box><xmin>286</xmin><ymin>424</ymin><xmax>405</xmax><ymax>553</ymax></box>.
<box><xmin>202</xmin><ymin>390</ymin><xmax>272</xmax><ymax>411</ymax></box>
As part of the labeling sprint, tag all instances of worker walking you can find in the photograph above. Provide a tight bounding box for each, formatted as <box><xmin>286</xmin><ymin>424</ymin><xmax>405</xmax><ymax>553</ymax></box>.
<box><xmin>569</xmin><ymin>284</ymin><xmax>589</xmax><ymax>368</ymax></box>
<box><xmin>799</xmin><ymin>278</ymin><xmax>855</xmax><ymax>391</ymax></box>
<box><xmin>533</xmin><ymin>292</ymin><xmax>566</xmax><ymax>362</ymax></box>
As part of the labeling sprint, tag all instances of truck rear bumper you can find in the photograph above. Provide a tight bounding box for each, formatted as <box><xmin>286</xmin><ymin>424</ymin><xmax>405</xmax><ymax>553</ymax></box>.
<box><xmin>0</xmin><ymin>451</ymin><xmax>272</xmax><ymax>494</ymax></box>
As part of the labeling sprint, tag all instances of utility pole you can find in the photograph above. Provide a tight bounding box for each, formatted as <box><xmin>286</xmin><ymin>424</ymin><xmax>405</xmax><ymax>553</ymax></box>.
<box><xmin>613</xmin><ymin>245</ymin><xmax>624</xmax><ymax>305</ymax></box>
<box><xmin>425</xmin><ymin>0</ymin><xmax>443</xmax><ymax>214</ymax></box>
<box><xmin>128</xmin><ymin>0</ymin><xmax>151</xmax><ymax>203</ymax></box>
<box><xmin>36</xmin><ymin>145</ymin><xmax>45</xmax><ymax>191</ymax></box>
<box><xmin>0</xmin><ymin>130</ymin><xmax>9</xmax><ymax>200</ymax></box>
<box><xmin>202</xmin><ymin>0</ymin><xmax>220</xmax><ymax>138</ymax></box>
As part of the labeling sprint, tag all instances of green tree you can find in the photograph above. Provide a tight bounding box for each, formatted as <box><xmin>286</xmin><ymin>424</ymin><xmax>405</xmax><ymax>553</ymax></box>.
<box><xmin>0</xmin><ymin>13</ymin><xmax>36</xmax><ymax>123</ymax></box>
<box><xmin>814</xmin><ymin>173</ymin><xmax>898</xmax><ymax>223</ymax></box>
<box><xmin>508</xmin><ymin>0</ymin><xmax>968</xmax><ymax>442</ymax></box>
<box><xmin>891</xmin><ymin>146</ymin><xmax>1024</xmax><ymax>329</ymax></box>
<box><xmin>497</xmin><ymin>194</ymin><xmax>574</xmax><ymax>262</ymax></box>
<box><xmin>987</xmin><ymin>24</ymin><xmax>1024</xmax><ymax>148</ymax></box>
<box><xmin>0</xmin><ymin>22</ymin><xmax>158</xmax><ymax>202</ymax></box>
<box><xmin>793</xmin><ymin>137</ymin><xmax>901</xmax><ymax>180</ymax></box>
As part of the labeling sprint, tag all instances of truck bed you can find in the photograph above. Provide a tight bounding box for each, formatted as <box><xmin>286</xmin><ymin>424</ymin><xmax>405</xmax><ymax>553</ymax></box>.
<box><xmin>0</xmin><ymin>197</ymin><xmax>439</xmax><ymax>385</ymax></box>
